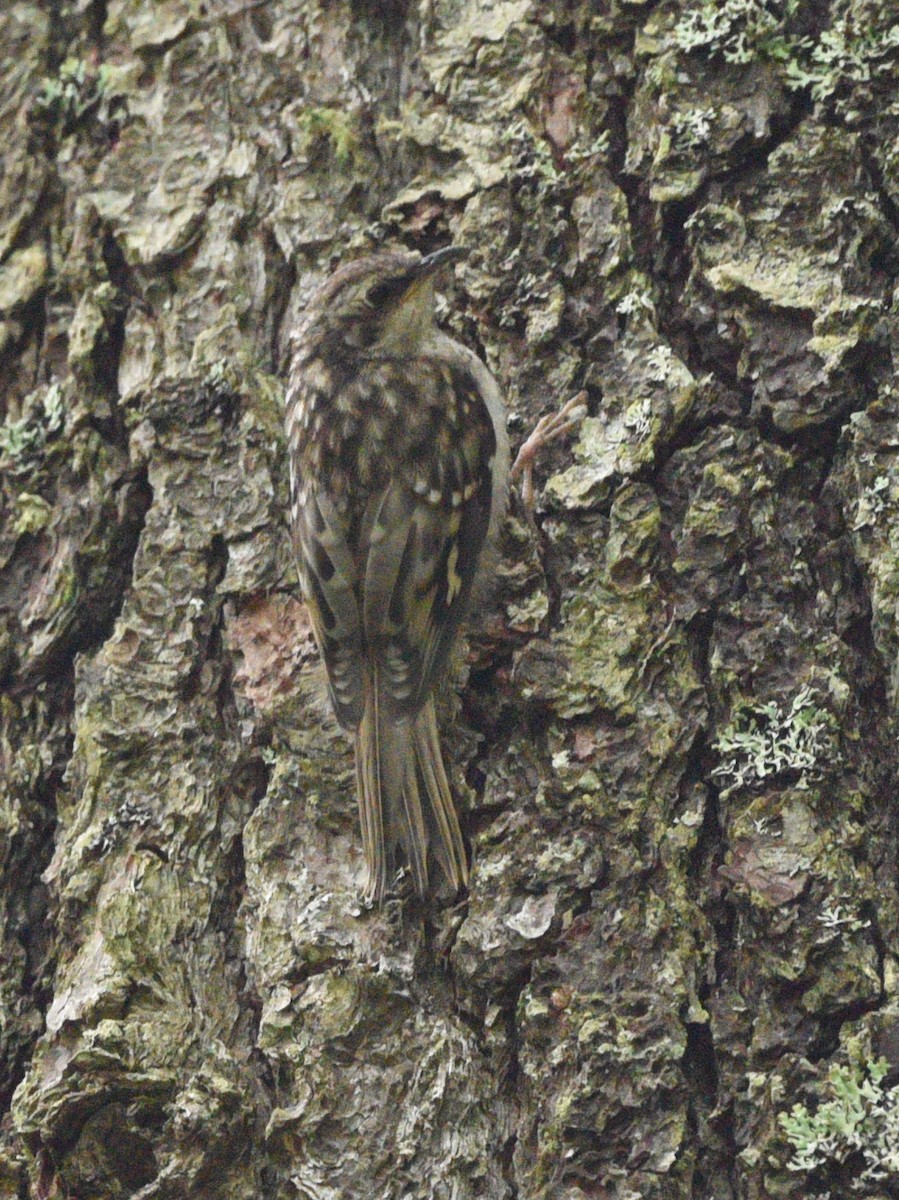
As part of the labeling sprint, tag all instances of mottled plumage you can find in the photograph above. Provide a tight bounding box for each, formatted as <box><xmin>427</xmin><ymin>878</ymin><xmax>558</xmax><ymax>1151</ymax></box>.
<box><xmin>286</xmin><ymin>248</ymin><xmax>509</xmax><ymax>902</ymax></box>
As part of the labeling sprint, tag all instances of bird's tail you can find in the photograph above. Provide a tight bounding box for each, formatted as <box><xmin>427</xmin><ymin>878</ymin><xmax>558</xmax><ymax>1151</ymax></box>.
<box><xmin>355</xmin><ymin>676</ymin><xmax>468</xmax><ymax>904</ymax></box>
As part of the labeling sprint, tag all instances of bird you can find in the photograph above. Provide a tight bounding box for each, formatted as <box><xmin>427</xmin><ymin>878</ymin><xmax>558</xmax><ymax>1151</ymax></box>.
<box><xmin>285</xmin><ymin>247</ymin><xmax>510</xmax><ymax>903</ymax></box>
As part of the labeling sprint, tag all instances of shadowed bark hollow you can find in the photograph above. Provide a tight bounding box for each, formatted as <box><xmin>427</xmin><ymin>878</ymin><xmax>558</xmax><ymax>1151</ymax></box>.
<box><xmin>2</xmin><ymin>1</ymin><xmax>899</xmax><ymax>1197</ymax></box>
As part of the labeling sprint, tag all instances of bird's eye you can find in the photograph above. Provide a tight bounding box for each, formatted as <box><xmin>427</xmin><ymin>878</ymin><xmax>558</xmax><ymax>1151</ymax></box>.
<box><xmin>365</xmin><ymin>277</ymin><xmax>409</xmax><ymax>308</ymax></box>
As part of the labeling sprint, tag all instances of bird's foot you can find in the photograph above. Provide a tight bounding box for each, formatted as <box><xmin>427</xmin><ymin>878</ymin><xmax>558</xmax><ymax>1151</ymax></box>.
<box><xmin>511</xmin><ymin>391</ymin><xmax>588</xmax><ymax>511</ymax></box>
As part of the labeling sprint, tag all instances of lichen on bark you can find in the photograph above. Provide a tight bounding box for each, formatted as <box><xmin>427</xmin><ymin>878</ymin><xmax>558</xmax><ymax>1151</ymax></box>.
<box><xmin>2</xmin><ymin>0</ymin><xmax>899</xmax><ymax>1198</ymax></box>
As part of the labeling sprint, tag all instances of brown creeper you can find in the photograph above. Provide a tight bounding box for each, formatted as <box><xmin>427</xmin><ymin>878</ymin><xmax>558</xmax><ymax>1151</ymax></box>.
<box><xmin>285</xmin><ymin>248</ymin><xmax>509</xmax><ymax>903</ymax></box>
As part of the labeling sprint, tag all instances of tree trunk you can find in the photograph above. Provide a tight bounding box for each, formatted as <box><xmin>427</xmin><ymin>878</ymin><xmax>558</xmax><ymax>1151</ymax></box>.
<box><xmin>2</xmin><ymin>1</ymin><xmax>899</xmax><ymax>1197</ymax></box>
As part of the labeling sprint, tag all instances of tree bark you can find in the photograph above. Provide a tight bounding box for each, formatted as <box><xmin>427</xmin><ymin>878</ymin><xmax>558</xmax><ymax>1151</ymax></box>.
<box><xmin>2</xmin><ymin>1</ymin><xmax>899</xmax><ymax>1197</ymax></box>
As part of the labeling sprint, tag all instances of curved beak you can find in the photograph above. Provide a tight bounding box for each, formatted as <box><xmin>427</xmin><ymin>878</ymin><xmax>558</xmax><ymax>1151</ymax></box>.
<box><xmin>418</xmin><ymin>245</ymin><xmax>468</xmax><ymax>275</ymax></box>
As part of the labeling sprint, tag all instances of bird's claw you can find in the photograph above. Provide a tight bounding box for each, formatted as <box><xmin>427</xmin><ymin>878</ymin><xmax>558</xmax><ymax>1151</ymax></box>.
<box><xmin>511</xmin><ymin>391</ymin><xmax>588</xmax><ymax>511</ymax></box>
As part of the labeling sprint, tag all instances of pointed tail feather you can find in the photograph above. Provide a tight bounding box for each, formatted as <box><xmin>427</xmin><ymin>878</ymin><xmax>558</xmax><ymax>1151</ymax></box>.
<box><xmin>354</xmin><ymin>676</ymin><xmax>467</xmax><ymax>902</ymax></box>
<box><xmin>355</xmin><ymin>697</ymin><xmax>389</xmax><ymax>903</ymax></box>
<box><xmin>412</xmin><ymin>697</ymin><xmax>468</xmax><ymax>893</ymax></box>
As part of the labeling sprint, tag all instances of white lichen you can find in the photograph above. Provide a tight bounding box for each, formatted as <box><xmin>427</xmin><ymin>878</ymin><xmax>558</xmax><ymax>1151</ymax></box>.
<box><xmin>780</xmin><ymin>1059</ymin><xmax>899</xmax><ymax>1184</ymax></box>
<box><xmin>712</xmin><ymin>685</ymin><xmax>835</xmax><ymax>792</ymax></box>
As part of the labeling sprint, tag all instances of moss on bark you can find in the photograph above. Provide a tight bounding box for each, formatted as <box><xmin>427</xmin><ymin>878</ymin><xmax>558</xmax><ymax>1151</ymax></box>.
<box><xmin>2</xmin><ymin>0</ymin><xmax>899</xmax><ymax>1197</ymax></box>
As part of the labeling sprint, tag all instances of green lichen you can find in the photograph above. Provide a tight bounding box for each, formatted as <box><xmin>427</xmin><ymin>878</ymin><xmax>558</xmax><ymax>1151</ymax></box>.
<box><xmin>0</xmin><ymin>382</ymin><xmax>65</xmax><ymax>467</ymax></box>
<box><xmin>786</xmin><ymin>11</ymin><xmax>899</xmax><ymax>106</ymax></box>
<box><xmin>672</xmin><ymin>0</ymin><xmax>799</xmax><ymax>66</ymax></box>
<box><xmin>712</xmin><ymin>686</ymin><xmax>837</xmax><ymax>794</ymax></box>
<box><xmin>779</xmin><ymin>1058</ymin><xmax>899</xmax><ymax>1183</ymax></box>
<box><xmin>0</xmin><ymin>417</ymin><xmax>42</xmax><ymax>464</ymax></box>
<box><xmin>295</xmin><ymin>106</ymin><xmax>360</xmax><ymax>165</ymax></box>
<box><xmin>36</xmin><ymin>57</ymin><xmax>111</xmax><ymax>126</ymax></box>
<box><xmin>669</xmin><ymin>106</ymin><xmax>717</xmax><ymax>151</ymax></box>
<box><xmin>13</xmin><ymin>492</ymin><xmax>52</xmax><ymax>536</ymax></box>
<box><xmin>505</xmin><ymin>590</ymin><xmax>549</xmax><ymax>632</ymax></box>
<box><xmin>670</xmin><ymin>0</ymin><xmax>899</xmax><ymax>122</ymax></box>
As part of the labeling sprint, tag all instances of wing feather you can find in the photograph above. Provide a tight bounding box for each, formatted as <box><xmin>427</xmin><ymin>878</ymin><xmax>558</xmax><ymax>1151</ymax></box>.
<box><xmin>293</xmin><ymin>489</ymin><xmax>365</xmax><ymax>728</ymax></box>
<box><xmin>362</xmin><ymin>452</ymin><xmax>493</xmax><ymax>716</ymax></box>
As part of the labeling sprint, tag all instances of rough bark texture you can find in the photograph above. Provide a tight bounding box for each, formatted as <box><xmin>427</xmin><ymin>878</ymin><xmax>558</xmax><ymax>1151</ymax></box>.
<box><xmin>2</xmin><ymin>1</ymin><xmax>899</xmax><ymax>1197</ymax></box>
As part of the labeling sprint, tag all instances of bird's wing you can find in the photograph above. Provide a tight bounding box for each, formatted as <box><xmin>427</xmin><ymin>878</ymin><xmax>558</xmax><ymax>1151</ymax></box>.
<box><xmin>361</xmin><ymin>367</ymin><xmax>497</xmax><ymax>717</ymax></box>
<box><xmin>292</xmin><ymin>487</ymin><xmax>365</xmax><ymax>729</ymax></box>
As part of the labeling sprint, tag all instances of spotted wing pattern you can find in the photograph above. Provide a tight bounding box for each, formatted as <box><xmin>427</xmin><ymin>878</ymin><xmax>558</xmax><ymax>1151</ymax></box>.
<box><xmin>288</xmin><ymin>355</ymin><xmax>496</xmax><ymax>728</ymax></box>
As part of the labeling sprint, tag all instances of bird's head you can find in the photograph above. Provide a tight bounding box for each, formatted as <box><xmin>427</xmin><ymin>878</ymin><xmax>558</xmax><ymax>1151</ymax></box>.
<box><xmin>298</xmin><ymin>246</ymin><xmax>467</xmax><ymax>360</ymax></box>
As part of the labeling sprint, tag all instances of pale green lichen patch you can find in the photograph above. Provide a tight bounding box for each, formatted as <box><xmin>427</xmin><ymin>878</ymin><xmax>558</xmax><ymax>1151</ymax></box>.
<box><xmin>779</xmin><ymin>1057</ymin><xmax>899</xmax><ymax>1183</ymax></box>
<box><xmin>0</xmin><ymin>383</ymin><xmax>65</xmax><ymax>470</ymax></box>
<box><xmin>35</xmin><ymin>57</ymin><xmax>112</xmax><ymax>130</ymax></box>
<box><xmin>786</xmin><ymin>5</ymin><xmax>899</xmax><ymax>111</ymax></box>
<box><xmin>712</xmin><ymin>685</ymin><xmax>837</xmax><ymax>796</ymax></box>
<box><xmin>12</xmin><ymin>493</ymin><xmax>52</xmax><ymax>536</ymax></box>
<box><xmin>294</xmin><ymin>105</ymin><xmax>362</xmax><ymax>166</ymax></box>
<box><xmin>670</xmin><ymin>0</ymin><xmax>798</xmax><ymax>65</ymax></box>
